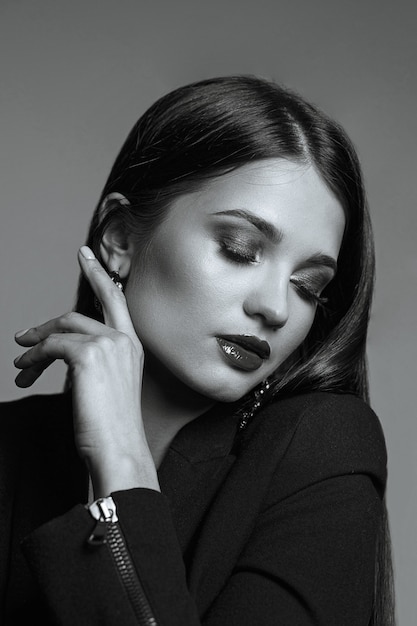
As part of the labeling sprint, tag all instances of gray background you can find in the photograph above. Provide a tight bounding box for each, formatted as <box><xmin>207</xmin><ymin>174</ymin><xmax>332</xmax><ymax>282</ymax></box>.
<box><xmin>1</xmin><ymin>1</ymin><xmax>415</xmax><ymax>623</ymax></box>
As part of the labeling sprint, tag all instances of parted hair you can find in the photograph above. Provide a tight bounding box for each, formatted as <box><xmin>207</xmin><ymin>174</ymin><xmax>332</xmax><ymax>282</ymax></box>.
<box><xmin>76</xmin><ymin>74</ymin><xmax>373</xmax><ymax>401</ymax></box>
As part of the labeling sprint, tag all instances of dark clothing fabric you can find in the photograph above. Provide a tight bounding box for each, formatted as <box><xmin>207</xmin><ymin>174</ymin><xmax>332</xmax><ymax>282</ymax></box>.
<box><xmin>0</xmin><ymin>391</ymin><xmax>387</xmax><ymax>625</ymax></box>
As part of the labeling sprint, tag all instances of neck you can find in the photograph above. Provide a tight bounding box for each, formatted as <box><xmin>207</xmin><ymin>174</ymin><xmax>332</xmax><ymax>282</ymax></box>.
<box><xmin>141</xmin><ymin>354</ymin><xmax>215</xmax><ymax>467</ymax></box>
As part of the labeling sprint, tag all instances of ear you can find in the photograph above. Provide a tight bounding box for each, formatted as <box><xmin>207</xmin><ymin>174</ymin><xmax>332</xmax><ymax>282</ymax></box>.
<box><xmin>98</xmin><ymin>193</ymin><xmax>134</xmax><ymax>279</ymax></box>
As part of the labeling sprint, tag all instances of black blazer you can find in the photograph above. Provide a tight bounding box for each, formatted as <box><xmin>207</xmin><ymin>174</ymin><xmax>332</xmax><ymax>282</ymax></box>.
<box><xmin>0</xmin><ymin>391</ymin><xmax>387</xmax><ymax>625</ymax></box>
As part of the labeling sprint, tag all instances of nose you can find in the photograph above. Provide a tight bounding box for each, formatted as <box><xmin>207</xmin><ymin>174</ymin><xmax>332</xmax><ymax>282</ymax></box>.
<box><xmin>243</xmin><ymin>273</ymin><xmax>290</xmax><ymax>329</ymax></box>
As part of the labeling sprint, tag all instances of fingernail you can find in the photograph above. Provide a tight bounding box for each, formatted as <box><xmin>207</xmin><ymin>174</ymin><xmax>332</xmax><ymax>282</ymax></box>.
<box><xmin>15</xmin><ymin>329</ymin><xmax>30</xmax><ymax>338</ymax></box>
<box><xmin>79</xmin><ymin>246</ymin><xmax>95</xmax><ymax>259</ymax></box>
<box><xmin>14</xmin><ymin>354</ymin><xmax>23</xmax><ymax>366</ymax></box>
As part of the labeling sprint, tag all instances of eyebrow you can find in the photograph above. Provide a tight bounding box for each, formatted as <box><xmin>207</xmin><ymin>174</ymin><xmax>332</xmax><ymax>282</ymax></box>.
<box><xmin>305</xmin><ymin>253</ymin><xmax>338</xmax><ymax>274</ymax></box>
<box><xmin>212</xmin><ymin>209</ymin><xmax>283</xmax><ymax>243</ymax></box>
<box><xmin>212</xmin><ymin>209</ymin><xmax>338</xmax><ymax>273</ymax></box>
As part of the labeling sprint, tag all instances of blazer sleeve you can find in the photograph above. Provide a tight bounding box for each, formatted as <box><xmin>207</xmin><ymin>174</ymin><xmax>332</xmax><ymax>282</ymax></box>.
<box><xmin>21</xmin><ymin>393</ymin><xmax>387</xmax><ymax>626</ymax></box>
<box><xmin>21</xmin><ymin>489</ymin><xmax>201</xmax><ymax>626</ymax></box>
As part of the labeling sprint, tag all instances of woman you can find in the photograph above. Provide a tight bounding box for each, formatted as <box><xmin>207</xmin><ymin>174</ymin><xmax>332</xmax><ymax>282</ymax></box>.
<box><xmin>2</xmin><ymin>76</ymin><xmax>394</xmax><ymax>624</ymax></box>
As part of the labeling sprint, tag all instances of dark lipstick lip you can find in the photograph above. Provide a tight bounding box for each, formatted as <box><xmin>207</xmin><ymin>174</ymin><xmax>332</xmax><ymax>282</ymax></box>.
<box><xmin>217</xmin><ymin>334</ymin><xmax>271</xmax><ymax>360</ymax></box>
<box><xmin>216</xmin><ymin>338</ymin><xmax>263</xmax><ymax>372</ymax></box>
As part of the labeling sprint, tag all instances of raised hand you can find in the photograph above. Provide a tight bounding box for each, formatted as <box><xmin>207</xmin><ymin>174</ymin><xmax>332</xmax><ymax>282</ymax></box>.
<box><xmin>14</xmin><ymin>246</ymin><xmax>159</xmax><ymax>497</ymax></box>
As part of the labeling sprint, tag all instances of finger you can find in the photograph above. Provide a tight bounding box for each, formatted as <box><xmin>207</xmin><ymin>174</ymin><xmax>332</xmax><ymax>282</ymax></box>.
<box><xmin>78</xmin><ymin>246</ymin><xmax>136</xmax><ymax>336</ymax></box>
<box><xmin>14</xmin><ymin>332</ymin><xmax>90</xmax><ymax>370</ymax></box>
<box><xmin>15</xmin><ymin>312</ymin><xmax>107</xmax><ymax>347</ymax></box>
<box><xmin>15</xmin><ymin>359</ymin><xmax>55</xmax><ymax>388</ymax></box>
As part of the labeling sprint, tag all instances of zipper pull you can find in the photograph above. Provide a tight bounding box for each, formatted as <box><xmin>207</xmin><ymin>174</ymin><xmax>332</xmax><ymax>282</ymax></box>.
<box><xmin>88</xmin><ymin>520</ymin><xmax>109</xmax><ymax>545</ymax></box>
<box><xmin>87</xmin><ymin>496</ymin><xmax>118</xmax><ymax>546</ymax></box>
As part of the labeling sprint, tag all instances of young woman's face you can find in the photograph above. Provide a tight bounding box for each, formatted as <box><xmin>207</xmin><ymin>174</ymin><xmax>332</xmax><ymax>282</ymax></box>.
<box><xmin>125</xmin><ymin>159</ymin><xmax>345</xmax><ymax>402</ymax></box>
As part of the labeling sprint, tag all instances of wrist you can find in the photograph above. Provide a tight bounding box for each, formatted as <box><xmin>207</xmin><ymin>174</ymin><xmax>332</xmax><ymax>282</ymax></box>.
<box><xmin>87</xmin><ymin>449</ymin><xmax>160</xmax><ymax>498</ymax></box>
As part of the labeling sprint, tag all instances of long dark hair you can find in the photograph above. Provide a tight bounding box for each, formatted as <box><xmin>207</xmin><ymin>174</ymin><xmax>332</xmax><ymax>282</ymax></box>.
<box><xmin>74</xmin><ymin>75</ymin><xmax>394</xmax><ymax>624</ymax></box>
<box><xmin>77</xmin><ymin>75</ymin><xmax>372</xmax><ymax>400</ymax></box>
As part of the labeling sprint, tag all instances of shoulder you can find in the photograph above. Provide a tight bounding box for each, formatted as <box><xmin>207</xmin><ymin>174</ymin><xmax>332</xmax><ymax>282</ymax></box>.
<box><xmin>0</xmin><ymin>390</ymin><xmax>71</xmax><ymax>413</ymax></box>
<box><xmin>0</xmin><ymin>391</ymin><xmax>76</xmax><ymax>495</ymax></box>
<box><xmin>242</xmin><ymin>392</ymin><xmax>387</xmax><ymax>498</ymax></box>
<box><xmin>0</xmin><ymin>391</ymin><xmax>73</xmax><ymax>439</ymax></box>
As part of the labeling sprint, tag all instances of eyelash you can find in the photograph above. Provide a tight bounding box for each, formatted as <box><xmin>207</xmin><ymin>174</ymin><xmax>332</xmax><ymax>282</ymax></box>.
<box><xmin>219</xmin><ymin>239</ymin><xmax>261</xmax><ymax>264</ymax></box>
<box><xmin>290</xmin><ymin>281</ymin><xmax>329</xmax><ymax>308</ymax></box>
<box><xmin>219</xmin><ymin>237</ymin><xmax>329</xmax><ymax>308</ymax></box>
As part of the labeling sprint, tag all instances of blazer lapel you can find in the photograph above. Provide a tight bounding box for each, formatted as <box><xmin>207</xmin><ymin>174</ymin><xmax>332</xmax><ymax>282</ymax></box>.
<box><xmin>158</xmin><ymin>403</ymin><xmax>240</xmax><ymax>564</ymax></box>
<box><xmin>169</xmin><ymin>399</ymin><xmax>305</xmax><ymax>618</ymax></box>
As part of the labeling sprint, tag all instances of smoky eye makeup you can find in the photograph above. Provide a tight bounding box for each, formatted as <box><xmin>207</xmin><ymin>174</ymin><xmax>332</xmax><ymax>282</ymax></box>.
<box><xmin>210</xmin><ymin>216</ymin><xmax>337</xmax><ymax>305</ymax></box>
<box><xmin>214</xmin><ymin>226</ymin><xmax>264</xmax><ymax>264</ymax></box>
<box><xmin>290</xmin><ymin>269</ymin><xmax>334</xmax><ymax>307</ymax></box>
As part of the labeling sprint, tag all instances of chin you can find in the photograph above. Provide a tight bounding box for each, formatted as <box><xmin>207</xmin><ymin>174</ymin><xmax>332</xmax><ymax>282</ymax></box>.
<box><xmin>144</xmin><ymin>347</ymin><xmax>261</xmax><ymax>404</ymax></box>
<box><xmin>189</xmin><ymin>374</ymin><xmax>259</xmax><ymax>404</ymax></box>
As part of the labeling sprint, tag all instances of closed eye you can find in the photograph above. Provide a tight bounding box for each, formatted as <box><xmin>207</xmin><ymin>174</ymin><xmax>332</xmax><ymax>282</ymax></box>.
<box><xmin>292</xmin><ymin>281</ymin><xmax>328</xmax><ymax>307</ymax></box>
<box><xmin>218</xmin><ymin>235</ymin><xmax>262</xmax><ymax>264</ymax></box>
<box><xmin>290</xmin><ymin>272</ymin><xmax>331</xmax><ymax>308</ymax></box>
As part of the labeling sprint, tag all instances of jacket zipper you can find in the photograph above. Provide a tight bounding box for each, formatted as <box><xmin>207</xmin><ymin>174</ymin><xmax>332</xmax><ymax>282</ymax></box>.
<box><xmin>87</xmin><ymin>496</ymin><xmax>158</xmax><ymax>626</ymax></box>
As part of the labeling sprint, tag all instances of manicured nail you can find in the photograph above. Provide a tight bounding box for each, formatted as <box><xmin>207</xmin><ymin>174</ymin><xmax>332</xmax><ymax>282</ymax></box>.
<box><xmin>80</xmin><ymin>246</ymin><xmax>95</xmax><ymax>259</ymax></box>
<box><xmin>15</xmin><ymin>329</ymin><xmax>30</xmax><ymax>338</ymax></box>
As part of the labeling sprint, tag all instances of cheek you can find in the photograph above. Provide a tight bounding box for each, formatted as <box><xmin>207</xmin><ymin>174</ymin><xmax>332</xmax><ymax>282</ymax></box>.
<box><xmin>295</xmin><ymin>314</ymin><xmax>318</xmax><ymax>355</ymax></box>
<box><xmin>272</xmin><ymin>302</ymin><xmax>317</xmax><ymax>369</ymax></box>
<box><xmin>292</xmin><ymin>300</ymin><xmax>317</xmax><ymax>341</ymax></box>
<box><xmin>125</xmin><ymin>235</ymin><xmax>216</xmax><ymax>332</ymax></box>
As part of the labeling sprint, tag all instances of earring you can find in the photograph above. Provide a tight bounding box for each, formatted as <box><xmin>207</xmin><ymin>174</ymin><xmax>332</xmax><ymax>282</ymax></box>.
<box><xmin>238</xmin><ymin>379</ymin><xmax>271</xmax><ymax>431</ymax></box>
<box><xmin>108</xmin><ymin>271</ymin><xmax>123</xmax><ymax>290</ymax></box>
<box><xmin>94</xmin><ymin>270</ymin><xmax>124</xmax><ymax>312</ymax></box>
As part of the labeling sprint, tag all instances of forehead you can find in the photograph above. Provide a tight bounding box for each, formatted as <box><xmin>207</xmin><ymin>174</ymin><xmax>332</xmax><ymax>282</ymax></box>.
<box><xmin>170</xmin><ymin>158</ymin><xmax>341</xmax><ymax>213</ymax></box>
<box><xmin>206</xmin><ymin>158</ymin><xmax>338</xmax><ymax>207</ymax></box>
<box><xmin>165</xmin><ymin>158</ymin><xmax>345</xmax><ymax>254</ymax></box>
